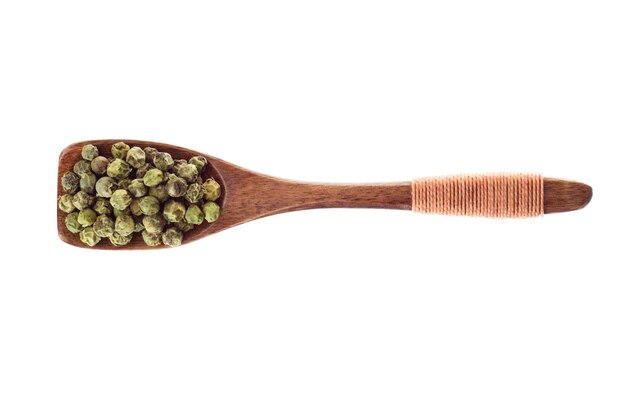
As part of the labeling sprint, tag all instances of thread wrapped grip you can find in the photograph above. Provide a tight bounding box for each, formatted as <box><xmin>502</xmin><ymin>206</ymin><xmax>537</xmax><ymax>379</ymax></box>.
<box><xmin>412</xmin><ymin>174</ymin><xmax>544</xmax><ymax>218</ymax></box>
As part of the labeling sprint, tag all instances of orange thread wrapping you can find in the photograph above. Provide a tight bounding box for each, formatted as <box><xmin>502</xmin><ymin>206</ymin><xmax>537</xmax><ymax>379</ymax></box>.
<box><xmin>412</xmin><ymin>174</ymin><xmax>544</xmax><ymax>218</ymax></box>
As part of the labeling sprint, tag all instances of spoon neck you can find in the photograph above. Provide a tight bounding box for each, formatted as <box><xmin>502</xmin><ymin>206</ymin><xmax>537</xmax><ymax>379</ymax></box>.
<box><xmin>229</xmin><ymin>177</ymin><xmax>412</xmax><ymax>218</ymax></box>
<box><xmin>282</xmin><ymin>181</ymin><xmax>413</xmax><ymax>212</ymax></box>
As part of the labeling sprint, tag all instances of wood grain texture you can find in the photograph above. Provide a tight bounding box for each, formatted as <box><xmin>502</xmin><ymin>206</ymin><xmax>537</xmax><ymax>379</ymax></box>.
<box><xmin>543</xmin><ymin>178</ymin><xmax>592</xmax><ymax>214</ymax></box>
<box><xmin>58</xmin><ymin>140</ymin><xmax>592</xmax><ymax>249</ymax></box>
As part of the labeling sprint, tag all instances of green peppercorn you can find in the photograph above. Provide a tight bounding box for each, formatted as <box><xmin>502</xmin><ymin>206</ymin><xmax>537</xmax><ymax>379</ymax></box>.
<box><xmin>144</xmin><ymin>147</ymin><xmax>158</xmax><ymax>163</ymax></box>
<box><xmin>143</xmin><ymin>213</ymin><xmax>166</xmax><ymax>234</ymax></box>
<box><xmin>184</xmin><ymin>183</ymin><xmax>203</xmax><ymax>204</ymax></box>
<box><xmin>93</xmin><ymin>215</ymin><xmax>115</xmax><ymax>237</ymax></box>
<box><xmin>184</xmin><ymin>204</ymin><xmax>204</xmax><ymax>225</ymax></box>
<box><xmin>79</xmin><ymin>172</ymin><xmax>97</xmax><ymax>195</ymax></box>
<box><xmin>142</xmin><ymin>230</ymin><xmax>162</xmax><ymax>247</ymax></box>
<box><xmin>127</xmin><ymin>179</ymin><xmax>147</xmax><ymax>197</ymax></box>
<box><xmin>95</xmin><ymin>176</ymin><xmax>118</xmax><ymax>198</ymax></box>
<box><xmin>166</xmin><ymin>176</ymin><xmax>188</xmax><ymax>197</ymax></box>
<box><xmin>135</xmin><ymin>163</ymin><xmax>153</xmax><ymax>179</ymax></box>
<box><xmin>115</xmin><ymin>214</ymin><xmax>135</xmax><ymax>237</ymax></box>
<box><xmin>65</xmin><ymin>212</ymin><xmax>82</xmax><ymax>233</ymax></box>
<box><xmin>90</xmin><ymin>156</ymin><xmax>109</xmax><ymax>175</ymax></box>
<box><xmin>143</xmin><ymin>168</ymin><xmax>164</xmax><ymax>187</ymax></box>
<box><xmin>73</xmin><ymin>160</ymin><xmax>92</xmax><ymax>176</ymax></box>
<box><xmin>113</xmin><ymin>207</ymin><xmax>130</xmax><ymax>217</ymax></box>
<box><xmin>173</xmin><ymin>159</ymin><xmax>188</xmax><ymax>175</ymax></box>
<box><xmin>189</xmin><ymin>156</ymin><xmax>207</xmax><ymax>173</ymax></box>
<box><xmin>175</xmin><ymin>218</ymin><xmax>195</xmax><ymax>232</ymax></box>
<box><xmin>58</xmin><ymin>194</ymin><xmax>75</xmax><ymax>213</ymax></box>
<box><xmin>148</xmin><ymin>183</ymin><xmax>169</xmax><ymax>202</ymax></box>
<box><xmin>202</xmin><ymin>201</ymin><xmax>220</xmax><ymax>223</ymax></box>
<box><xmin>93</xmin><ymin>198</ymin><xmax>113</xmax><ymax>215</ymax></box>
<box><xmin>72</xmin><ymin>191</ymin><xmax>95</xmax><ymax>210</ymax></box>
<box><xmin>111</xmin><ymin>142</ymin><xmax>130</xmax><ymax>159</ymax></box>
<box><xmin>153</xmin><ymin>152</ymin><xmax>174</xmax><ymax>171</ymax></box>
<box><xmin>178</xmin><ymin>163</ymin><xmax>198</xmax><ymax>183</ymax></box>
<box><xmin>129</xmin><ymin>199</ymin><xmax>143</xmax><ymax>216</ymax></box>
<box><xmin>77</xmin><ymin>208</ymin><xmax>97</xmax><ymax>227</ymax></box>
<box><xmin>81</xmin><ymin>144</ymin><xmax>99</xmax><ymax>161</ymax></box>
<box><xmin>162</xmin><ymin>227</ymin><xmax>183</xmax><ymax>247</ymax></box>
<box><xmin>163</xmin><ymin>200</ymin><xmax>186</xmax><ymax>223</ymax></box>
<box><xmin>202</xmin><ymin>177</ymin><xmax>221</xmax><ymax>201</ymax></box>
<box><xmin>110</xmin><ymin>232</ymin><xmax>133</xmax><ymax>246</ymax></box>
<box><xmin>138</xmin><ymin>196</ymin><xmax>160</xmax><ymax>215</ymax></box>
<box><xmin>107</xmin><ymin>158</ymin><xmax>131</xmax><ymax>180</ymax></box>
<box><xmin>110</xmin><ymin>189</ymin><xmax>132</xmax><ymax>211</ymax></box>
<box><xmin>79</xmin><ymin>227</ymin><xmax>101</xmax><ymax>247</ymax></box>
<box><xmin>126</xmin><ymin>146</ymin><xmax>146</xmax><ymax>168</ymax></box>
<box><xmin>61</xmin><ymin>171</ymin><xmax>80</xmax><ymax>194</ymax></box>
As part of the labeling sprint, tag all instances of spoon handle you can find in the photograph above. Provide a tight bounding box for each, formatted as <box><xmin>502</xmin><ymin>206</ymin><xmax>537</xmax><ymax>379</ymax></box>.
<box><xmin>211</xmin><ymin>158</ymin><xmax>591</xmax><ymax>226</ymax></box>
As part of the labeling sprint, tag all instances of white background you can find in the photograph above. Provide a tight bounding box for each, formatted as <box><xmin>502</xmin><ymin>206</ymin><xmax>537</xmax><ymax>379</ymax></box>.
<box><xmin>1</xmin><ymin>1</ymin><xmax>625</xmax><ymax>416</ymax></box>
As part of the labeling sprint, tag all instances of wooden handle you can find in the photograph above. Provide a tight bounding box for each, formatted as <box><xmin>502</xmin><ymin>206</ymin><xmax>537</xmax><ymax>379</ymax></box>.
<box><xmin>209</xmin><ymin>157</ymin><xmax>591</xmax><ymax>234</ymax></box>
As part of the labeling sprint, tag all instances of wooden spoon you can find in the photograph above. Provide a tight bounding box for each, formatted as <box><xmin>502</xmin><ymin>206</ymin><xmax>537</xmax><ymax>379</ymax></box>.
<box><xmin>58</xmin><ymin>139</ymin><xmax>592</xmax><ymax>249</ymax></box>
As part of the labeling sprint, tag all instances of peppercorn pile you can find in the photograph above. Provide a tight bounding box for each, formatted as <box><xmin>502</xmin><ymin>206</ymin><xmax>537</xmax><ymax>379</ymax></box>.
<box><xmin>58</xmin><ymin>142</ymin><xmax>221</xmax><ymax>248</ymax></box>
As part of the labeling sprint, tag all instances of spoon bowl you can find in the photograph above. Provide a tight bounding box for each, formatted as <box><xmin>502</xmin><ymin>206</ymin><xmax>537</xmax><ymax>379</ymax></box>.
<box><xmin>58</xmin><ymin>140</ymin><xmax>230</xmax><ymax>249</ymax></box>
